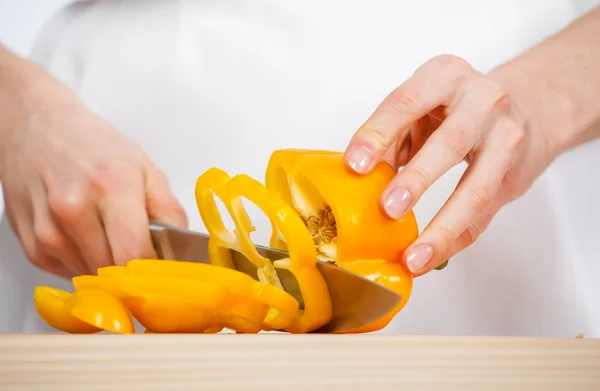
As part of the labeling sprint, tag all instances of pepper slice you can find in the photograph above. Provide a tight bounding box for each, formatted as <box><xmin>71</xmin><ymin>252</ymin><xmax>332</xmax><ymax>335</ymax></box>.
<box><xmin>194</xmin><ymin>167</ymin><xmax>238</xmax><ymax>270</ymax></box>
<box><xmin>111</xmin><ymin>274</ymin><xmax>269</xmax><ymax>333</ymax></box>
<box><xmin>124</xmin><ymin>259</ymin><xmax>299</xmax><ymax>331</ymax></box>
<box><xmin>34</xmin><ymin>287</ymin><xmax>102</xmax><ymax>334</ymax></box>
<box><xmin>224</xmin><ymin>174</ymin><xmax>332</xmax><ymax>333</ymax></box>
<box><xmin>265</xmin><ymin>149</ymin><xmax>419</xmax><ymax>333</ymax></box>
<box><xmin>195</xmin><ymin>169</ymin><xmax>333</xmax><ymax>333</ymax></box>
<box><xmin>67</xmin><ymin>288</ymin><xmax>135</xmax><ymax>334</ymax></box>
<box><xmin>34</xmin><ymin>286</ymin><xmax>134</xmax><ymax>334</ymax></box>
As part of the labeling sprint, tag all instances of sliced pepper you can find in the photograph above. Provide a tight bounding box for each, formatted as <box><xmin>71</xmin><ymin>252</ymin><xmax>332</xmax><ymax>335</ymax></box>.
<box><xmin>97</xmin><ymin>265</ymin><xmax>127</xmax><ymax>277</ymax></box>
<box><xmin>72</xmin><ymin>275</ymin><xmax>116</xmax><ymax>294</ymax></box>
<box><xmin>265</xmin><ymin>149</ymin><xmax>419</xmax><ymax>333</ymax></box>
<box><xmin>34</xmin><ymin>287</ymin><xmax>102</xmax><ymax>334</ymax></box>
<box><xmin>224</xmin><ymin>174</ymin><xmax>332</xmax><ymax>333</ymax></box>
<box><xmin>67</xmin><ymin>288</ymin><xmax>134</xmax><ymax>334</ymax></box>
<box><xmin>34</xmin><ymin>286</ymin><xmax>134</xmax><ymax>334</ymax></box>
<box><xmin>125</xmin><ymin>259</ymin><xmax>299</xmax><ymax>331</ymax></box>
<box><xmin>195</xmin><ymin>168</ymin><xmax>333</xmax><ymax>333</ymax></box>
<box><xmin>108</xmin><ymin>269</ymin><xmax>270</xmax><ymax>333</ymax></box>
<box><xmin>194</xmin><ymin>167</ymin><xmax>238</xmax><ymax>271</ymax></box>
<box><xmin>39</xmin><ymin>260</ymin><xmax>291</xmax><ymax>334</ymax></box>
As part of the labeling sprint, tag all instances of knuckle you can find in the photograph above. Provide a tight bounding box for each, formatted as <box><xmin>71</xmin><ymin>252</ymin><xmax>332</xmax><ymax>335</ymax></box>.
<box><xmin>156</xmin><ymin>168</ymin><xmax>170</xmax><ymax>185</ymax></box>
<box><xmin>403</xmin><ymin>164</ymin><xmax>431</xmax><ymax>193</ymax></box>
<box><xmin>23</xmin><ymin>246</ymin><xmax>41</xmax><ymax>266</ymax></box>
<box><xmin>503</xmin><ymin>122</ymin><xmax>525</xmax><ymax>153</ymax></box>
<box><xmin>467</xmin><ymin>77</ymin><xmax>510</xmax><ymax>114</ymax></box>
<box><xmin>48</xmin><ymin>190</ymin><xmax>88</xmax><ymax>220</ymax></box>
<box><xmin>172</xmin><ymin>202</ymin><xmax>187</xmax><ymax>217</ymax></box>
<box><xmin>129</xmin><ymin>148</ymin><xmax>148</xmax><ymax>165</ymax></box>
<box><xmin>436</xmin><ymin>226</ymin><xmax>456</xmax><ymax>249</ymax></box>
<box><xmin>466</xmin><ymin>184</ymin><xmax>495</xmax><ymax>214</ymax></box>
<box><xmin>491</xmin><ymin>85</ymin><xmax>511</xmax><ymax>112</ymax></box>
<box><xmin>429</xmin><ymin>54</ymin><xmax>468</xmax><ymax>71</ymax></box>
<box><xmin>433</xmin><ymin>54</ymin><xmax>475</xmax><ymax>81</ymax></box>
<box><xmin>388</xmin><ymin>86</ymin><xmax>421</xmax><ymax>117</ymax></box>
<box><xmin>360</xmin><ymin>126</ymin><xmax>390</xmax><ymax>150</ymax></box>
<box><xmin>462</xmin><ymin>223</ymin><xmax>482</xmax><ymax>247</ymax></box>
<box><xmin>479</xmin><ymin>78</ymin><xmax>511</xmax><ymax>113</ymax></box>
<box><xmin>431</xmin><ymin>54</ymin><xmax>459</xmax><ymax>67</ymax></box>
<box><xmin>88</xmin><ymin>167</ymin><xmax>126</xmax><ymax>193</ymax></box>
<box><xmin>500</xmin><ymin>172</ymin><xmax>521</xmax><ymax>200</ymax></box>
<box><xmin>33</xmin><ymin>222</ymin><xmax>63</xmax><ymax>252</ymax></box>
<box><xmin>88</xmin><ymin>152</ymin><xmax>146</xmax><ymax>194</ymax></box>
<box><xmin>438</xmin><ymin>126</ymin><xmax>471</xmax><ymax>160</ymax></box>
<box><xmin>26</xmin><ymin>248</ymin><xmax>52</xmax><ymax>270</ymax></box>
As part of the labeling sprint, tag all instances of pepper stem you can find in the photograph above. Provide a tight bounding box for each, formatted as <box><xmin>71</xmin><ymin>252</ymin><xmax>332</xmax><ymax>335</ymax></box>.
<box><xmin>435</xmin><ymin>260</ymin><xmax>449</xmax><ymax>270</ymax></box>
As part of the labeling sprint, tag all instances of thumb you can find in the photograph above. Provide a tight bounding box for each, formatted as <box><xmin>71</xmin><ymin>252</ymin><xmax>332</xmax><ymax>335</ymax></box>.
<box><xmin>144</xmin><ymin>164</ymin><xmax>188</xmax><ymax>229</ymax></box>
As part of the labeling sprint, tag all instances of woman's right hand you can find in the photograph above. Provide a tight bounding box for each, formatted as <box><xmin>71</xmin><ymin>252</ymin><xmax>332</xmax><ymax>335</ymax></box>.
<box><xmin>0</xmin><ymin>47</ymin><xmax>187</xmax><ymax>278</ymax></box>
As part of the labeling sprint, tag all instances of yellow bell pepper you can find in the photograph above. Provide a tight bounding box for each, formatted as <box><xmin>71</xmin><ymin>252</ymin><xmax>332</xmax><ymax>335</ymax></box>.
<box><xmin>195</xmin><ymin>168</ymin><xmax>333</xmax><ymax>333</ymax></box>
<box><xmin>265</xmin><ymin>150</ymin><xmax>418</xmax><ymax>333</ymax></box>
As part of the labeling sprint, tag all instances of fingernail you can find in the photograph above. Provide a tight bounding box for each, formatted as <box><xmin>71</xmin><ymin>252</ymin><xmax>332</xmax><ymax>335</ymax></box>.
<box><xmin>383</xmin><ymin>187</ymin><xmax>411</xmax><ymax>219</ymax></box>
<box><xmin>405</xmin><ymin>244</ymin><xmax>433</xmax><ymax>273</ymax></box>
<box><xmin>348</xmin><ymin>146</ymin><xmax>373</xmax><ymax>174</ymax></box>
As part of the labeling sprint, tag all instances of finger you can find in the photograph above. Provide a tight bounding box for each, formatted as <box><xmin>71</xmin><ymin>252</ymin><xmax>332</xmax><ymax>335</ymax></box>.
<box><xmin>381</xmin><ymin>133</ymin><xmax>407</xmax><ymax>169</ymax></box>
<box><xmin>402</xmin><ymin>116</ymin><xmax>524</xmax><ymax>276</ymax></box>
<box><xmin>380</xmin><ymin>76</ymin><xmax>509</xmax><ymax>221</ymax></box>
<box><xmin>441</xmin><ymin>165</ymin><xmax>523</xmax><ymax>261</ymax></box>
<box><xmin>440</xmin><ymin>196</ymin><xmax>502</xmax><ymax>262</ymax></box>
<box><xmin>100</xmin><ymin>174</ymin><xmax>157</xmax><ymax>266</ymax></box>
<box><xmin>385</xmin><ymin>115</ymin><xmax>443</xmax><ymax>170</ymax></box>
<box><xmin>30</xmin><ymin>252</ymin><xmax>74</xmax><ymax>279</ymax></box>
<box><xmin>344</xmin><ymin>55</ymin><xmax>475</xmax><ymax>174</ymax></box>
<box><xmin>381</xmin><ymin>121</ymin><xmax>420</xmax><ymax>169</ymax></box>
<box><xmin>6</xmin><ymin>194</ymin><xmax>73</xmax><ymax>279</ymax></box>
<box><xmin>145</xmin><ymin>165</ymin><xmax>188</xmax><ymax>228</ymax></box>
<box><xmin>31</xmin><ymin>180</ymin><xmax>88</xmax><ymax>276</ymax></box>
<box><xmin>48</xmin><ymin>185</ymin><xmax>114</xmax><ymax>274</ymax></box>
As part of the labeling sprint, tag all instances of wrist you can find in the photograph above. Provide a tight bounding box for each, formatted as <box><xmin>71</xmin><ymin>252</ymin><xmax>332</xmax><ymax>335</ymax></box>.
<box><xmin>489</xmin><ymin>57</ymin><xmax>583</xmax><ymax>163</ymax></box>
<box><xmin>488</xmin><ymin>8</ymin><xmax>600</xmax><ymax>160</ymax></box>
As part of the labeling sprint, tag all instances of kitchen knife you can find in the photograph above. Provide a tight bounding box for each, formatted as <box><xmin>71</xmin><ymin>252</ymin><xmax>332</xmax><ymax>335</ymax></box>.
<box><xmin>148</xmin><ymin>220</ymin><xmax>403</xmax><ymax>334</ymax></box>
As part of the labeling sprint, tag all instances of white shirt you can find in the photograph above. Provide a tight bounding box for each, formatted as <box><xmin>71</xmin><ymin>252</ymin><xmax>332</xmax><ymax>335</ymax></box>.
<box><xmin>0</xmin><ymin>0</ymin><xmax>598</xmax><ymax>337</ymax></box>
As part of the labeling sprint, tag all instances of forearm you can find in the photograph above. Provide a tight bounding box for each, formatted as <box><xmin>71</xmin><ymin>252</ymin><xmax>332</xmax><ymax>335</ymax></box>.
<box><xmin>490</xmin><ymin>6</ymin><xmax>600</xmax><ymax>158</ymax></box>
<box><xmin>0</xmin><ymin>46</ymin><xmax>77</xmax><ymax>174</ymax></box>
<box><xmin>0</xmin><ymin>46</ymin><xmax>33</xmax><ymax>154</ymax></box>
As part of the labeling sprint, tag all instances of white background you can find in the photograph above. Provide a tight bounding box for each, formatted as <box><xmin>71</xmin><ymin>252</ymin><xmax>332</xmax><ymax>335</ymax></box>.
<box><xmin>1</xmin><ymin>0</ymin><xmax>599</xmax><ymax>216</ymax></box>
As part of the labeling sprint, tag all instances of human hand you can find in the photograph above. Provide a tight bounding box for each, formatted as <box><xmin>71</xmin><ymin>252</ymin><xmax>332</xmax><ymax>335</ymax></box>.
<box><xmin>0</xmin><ymin>71</ymin><xmax>187</xmax><ymax>278</ymax></box>
<box><xmin>343</xmin><ymin>54</ymin><xmax>558</xmax><ymax>276</ymax></box>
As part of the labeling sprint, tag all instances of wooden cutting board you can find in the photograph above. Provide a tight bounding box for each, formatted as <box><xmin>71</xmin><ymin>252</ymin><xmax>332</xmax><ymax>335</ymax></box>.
<box><xmin>0</xmin><ymin>334</ymin><xmax>598</xmax><ymax>390</ymax></box>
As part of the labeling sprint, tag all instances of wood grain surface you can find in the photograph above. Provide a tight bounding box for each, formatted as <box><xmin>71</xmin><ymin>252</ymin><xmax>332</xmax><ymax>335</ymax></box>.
<box><xmin>0</xmin><ymin>334</ymin><xmax>599</xmax><ymax>390</ymax></box>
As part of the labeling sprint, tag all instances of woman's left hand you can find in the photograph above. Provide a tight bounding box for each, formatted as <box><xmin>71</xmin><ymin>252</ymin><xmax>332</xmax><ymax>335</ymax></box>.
<box><xmin>343</xmin><ymin>54</ymin><xmax>558</xmax><ymax>276</ymax></box>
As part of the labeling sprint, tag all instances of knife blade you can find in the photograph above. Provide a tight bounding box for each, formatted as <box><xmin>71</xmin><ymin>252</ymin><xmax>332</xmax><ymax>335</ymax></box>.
<box><xmin>148</xmin><ymin>220</ymin><xmax>403</xmax><ymax>333</ymax></box>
